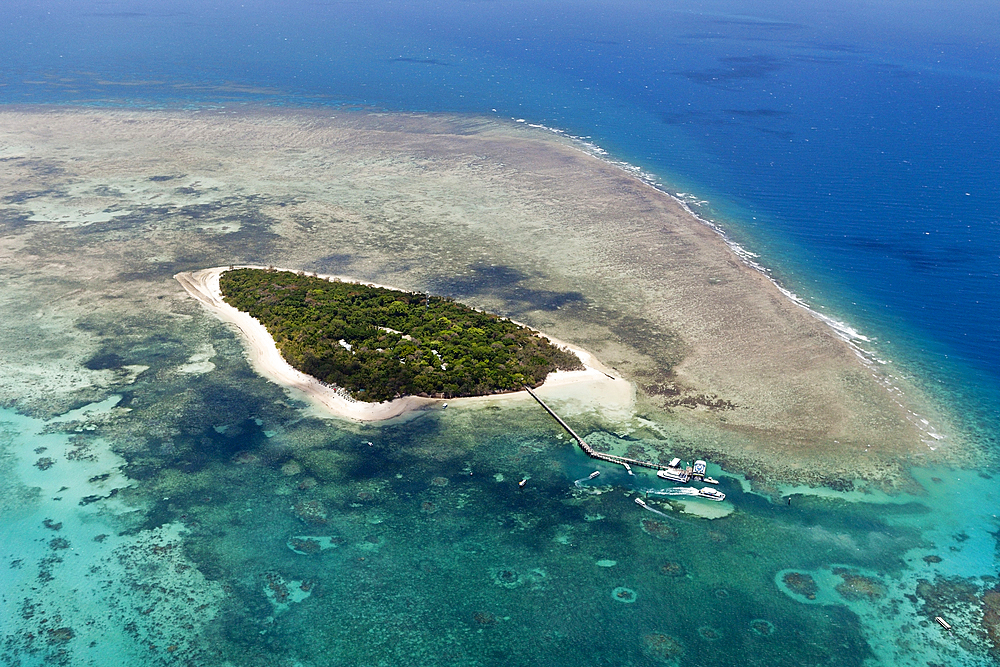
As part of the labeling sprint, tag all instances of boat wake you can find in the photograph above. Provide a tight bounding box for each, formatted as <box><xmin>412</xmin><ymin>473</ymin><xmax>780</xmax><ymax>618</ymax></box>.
<box><xmin>574</xmin><ymin>470</ymin><xmax>602</xmax><ymax>487</ymax></box>
<box><xmin>645</xmin><ymin>487</ymin><xmax>701</xmax><ymax>498</ymax></box>
<box><xmin>634</xmin><ymin>497</ymin><xmax>671</xmax><ymax>517</ymax></box>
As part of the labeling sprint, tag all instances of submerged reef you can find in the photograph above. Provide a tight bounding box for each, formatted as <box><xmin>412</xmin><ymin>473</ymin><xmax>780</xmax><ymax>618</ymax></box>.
<box><xmin>642</xmin><ymin>632</ymin><xmax>684</xmax><ymax>665</ymax></box>
<box><xmin>783</xmin><ymin>571</ymin><xmax>819</xmax><ymax>600</ymax></box>
<box><xmin>833</xmin><ymin>568</ymin><xmax>886</xmax><ymax>602</ymax></box>
<box><xmin>640</xmin><ymin>517</ymin><xmax>679</xmax><ymax>540</ymax></box>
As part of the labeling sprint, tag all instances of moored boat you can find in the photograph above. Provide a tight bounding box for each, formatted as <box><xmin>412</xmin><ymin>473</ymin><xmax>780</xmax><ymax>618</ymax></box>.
<box><xmin>656</xmin><ymin>467</ymin><xmax>690</xmax><ymax>483</ymax></box>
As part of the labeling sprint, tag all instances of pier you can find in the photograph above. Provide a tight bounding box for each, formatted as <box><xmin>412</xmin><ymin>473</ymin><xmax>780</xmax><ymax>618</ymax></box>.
<box><xmin>523</xmin><ymin>385</ymin><xmax>669</xmax><ymax>472</ymax></box>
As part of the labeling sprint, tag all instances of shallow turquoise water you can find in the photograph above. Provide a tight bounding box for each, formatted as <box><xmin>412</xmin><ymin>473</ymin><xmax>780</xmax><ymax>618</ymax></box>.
<box><xmin>2</xmin><ymin>390</ymin><xmax>997</xmax><ymax>665</ymax></box>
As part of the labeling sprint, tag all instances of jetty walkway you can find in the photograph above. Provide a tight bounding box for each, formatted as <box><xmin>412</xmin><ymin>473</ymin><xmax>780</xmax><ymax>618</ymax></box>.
<box><xmin>523</xmin><ymin>385</ymin><xmax>668</xmax><ymax>472</ymax></box>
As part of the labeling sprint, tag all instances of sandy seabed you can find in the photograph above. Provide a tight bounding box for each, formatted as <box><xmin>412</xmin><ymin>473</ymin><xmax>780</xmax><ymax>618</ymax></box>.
<box><xmin>175</xmin><ymin>266</ymin><xmax>634</xmax><ymax>422</ymax></box>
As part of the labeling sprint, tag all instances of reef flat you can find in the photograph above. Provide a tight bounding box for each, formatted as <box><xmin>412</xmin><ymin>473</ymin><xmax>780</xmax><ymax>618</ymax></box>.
<box><xmin>0</xmin><ymin>106</ymin><xmax>960</xmax><ymax>487</ymax></box>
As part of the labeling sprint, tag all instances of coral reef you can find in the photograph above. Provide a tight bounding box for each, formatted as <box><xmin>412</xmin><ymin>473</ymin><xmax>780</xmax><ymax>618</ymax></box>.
<box><xmin>641</xmin><ymin>632</ymin><xmax>683</xmax><ymax>665</ymax></box>
<box><xmin>640</xmin><ymin>518</ymin><xmax>679</xmax><ymax>540</ymax></box>
<box><xmin>472</xmin><ymin>611</ymin><xmax>497</xmax><ymax>626</ymax></box>
<box><xmin>611</xmin><ymin>586</ymin><xmax>637</xmax><ymax>603</ymax></box>
<box><xmin>292</xmin><ymin>499</ymin><xmax>329</xmax><ymax>525</ymax></box>
<box><xmin>783</xmin><ymin>571</ymin><xmax>819</xmax><ymax>600</ymax></box>
<box><xmin>980</xmin><ymin>584</ymin><xmax>1000</xmax><ymax>655</ymax></box>
<box><xmin>658</xmin><ymin>561</ymin><xmax>687</xmax><ymax>577</ymax></box>
<box><xmin>288</xmin><ymin>537</ymin><xmax>322</xmax><ymax>554</ymax></box>
<box><xmin>833</xmin><ymin>569</ymin><xmax>886</xmax><ymax>602</ymax></box>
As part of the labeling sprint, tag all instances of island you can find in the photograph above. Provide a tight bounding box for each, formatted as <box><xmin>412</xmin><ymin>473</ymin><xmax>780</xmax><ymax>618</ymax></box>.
<box><xmin>217</xmin><ymin>267</ymin><xmax>582</xmax><ymax>401</ymax></box>
<box><xmin>176</xmin><ymin>266</ymin><xmax>631</xmax><ymax>422</ymax></box>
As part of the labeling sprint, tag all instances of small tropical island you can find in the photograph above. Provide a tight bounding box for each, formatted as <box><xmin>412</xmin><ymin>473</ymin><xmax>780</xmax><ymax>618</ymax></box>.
<box><xmin>218</xmin><ymin>268</ymin><xmax>583</xmax><ymax>402</ymax></box>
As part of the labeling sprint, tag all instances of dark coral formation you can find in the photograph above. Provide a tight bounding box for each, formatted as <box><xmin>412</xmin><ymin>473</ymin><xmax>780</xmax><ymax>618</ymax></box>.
<box><xmin>981</xmin><ymin>584</ymin><xmax>1000</xmax><ymax>654</ymax></box>
<box><xmin>783</xmin><ymin>571</ymin><xmax>819</xmax><ymax>600</ymax></box>
<box><xmin>833</xmin><ymin>569</ymin><xmax>886</xmax><ymax>602</ymax></box>
<box><xmin>288</xmin><ymin>537</ymin><xmax>321</xmax><ymax>554</ymax></box>
<box><xmin>640</xmin><ymin>518</ymin><xmax>679</xmax><ymax>540</ymax></box>
<box><xmin>642</xmin><ymin>632</ymin><xmax>683</xmax><ymax>663</ymax></box>
<box><xmin>658</xmin><ymin>561</ymin><xmax>687</xmax><ymax>577</ymax></box>
<box><xmin>292</xmin><ymin>500</ymin><xmax>328</xmax><ymax>525</ymax></box>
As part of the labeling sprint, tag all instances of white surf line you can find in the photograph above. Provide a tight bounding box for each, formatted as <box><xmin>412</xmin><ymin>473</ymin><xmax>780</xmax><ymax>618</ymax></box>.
<box><xmin>509</xmin><ymin>118</ymin><xmax>946</xmax><ymax>451</ymax></box>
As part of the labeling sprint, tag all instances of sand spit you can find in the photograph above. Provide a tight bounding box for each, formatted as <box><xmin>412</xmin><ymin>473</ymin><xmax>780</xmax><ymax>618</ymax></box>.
<box><xmin>0</xmin><ymin>106</ymin><xmax>962</xmax><ymax>483</ymax></box>
<box><xmin>176</xmin><ymin>266</ymin><xmax>632</xmax><ymax>422</ymax></box>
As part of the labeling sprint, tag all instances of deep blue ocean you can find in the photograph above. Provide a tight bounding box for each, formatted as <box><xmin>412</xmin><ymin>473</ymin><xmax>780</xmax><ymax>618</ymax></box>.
<box><xmin>2</xmin><ymin>1</ymin><xmax>1000</xmax><ymax>665</ymax></box>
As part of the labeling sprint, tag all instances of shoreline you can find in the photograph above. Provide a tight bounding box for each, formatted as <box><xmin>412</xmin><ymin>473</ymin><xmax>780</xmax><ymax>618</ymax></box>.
<box><xmin>175</xmin><ymin>266</ymin><xmax>634</xmax><ymax>423</ymax></box>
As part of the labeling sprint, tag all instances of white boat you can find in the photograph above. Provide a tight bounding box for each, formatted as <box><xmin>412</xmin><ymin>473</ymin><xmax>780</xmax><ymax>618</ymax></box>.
<box><xmin>702</xmin><ymin>476</ymin><xmax>719</xmax><ymax>485</ymax></box>
<box><xmin>634</xmin><ymin>497</ymin><xmax>648</xmax><ymax>508</ymax></box>
<box><xmin>657</xmin><ymin>468</ymin><xmax>690</xmax><ymax>483</ymax></box>
<box><xmin>697</xmin><ymin>487</ymin><xmax>725</xmax><ymax>501</ymax></box>
<box><xmin>692</xmin><ymin>460</ymin><xmax>707</xmax><ymax>477</ymax></box>
<box><xmin>588</xmin><ymin>471</ymin><xmax>601</xmax><ymax>479</ymax></box>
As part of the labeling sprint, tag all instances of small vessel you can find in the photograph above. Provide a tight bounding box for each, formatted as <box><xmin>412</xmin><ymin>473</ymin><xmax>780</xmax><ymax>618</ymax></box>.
<box><xmin>518</xmin><ymin>478</ymin><xmax>527</xmax><ymax>489</ymax></box>
<box><xmin>634</xmin><ymin>497</ymin><xmax>648</xmax><ymax>508</ymax></box>
<box><xmin>697</xmin><ymin>487</ymin><xmax>725</xmax><ymax>501</ymax></box>
<box><xmin>935</xmin><ymin>616</ymin><xmax>952</xmax><ymax>631</ymax></box>
<box><xmin>657</xmin><ymin>467</ymin><xmax>690</xmax><ymax>483</ymax></box>
<box><xmin>622</xmin><ymin>462</ymin><xmax>634</xmax><ymax>476</ymax></box>
<box><xmin>588</xmin><ymin>471</ymin><xmax>601</xmax><ymax>480</ymax></box>
<box><xmin>702</xmin><ymin>476</ymin><xmax>719</xmax><ymax>485</ymax></box>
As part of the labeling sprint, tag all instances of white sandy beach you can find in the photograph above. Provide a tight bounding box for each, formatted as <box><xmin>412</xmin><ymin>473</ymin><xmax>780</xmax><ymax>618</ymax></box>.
<box><xmin>175</xmin><ymin>266</ymin><xmax>633</xmax><ymax>422</ymax></box>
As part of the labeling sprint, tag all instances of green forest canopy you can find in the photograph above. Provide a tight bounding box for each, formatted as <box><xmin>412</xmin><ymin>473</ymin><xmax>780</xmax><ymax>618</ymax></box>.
<box><xmin>219</xmin><ymin>268</ymin><xmax>584</xmax><ymax>402</ymax></box>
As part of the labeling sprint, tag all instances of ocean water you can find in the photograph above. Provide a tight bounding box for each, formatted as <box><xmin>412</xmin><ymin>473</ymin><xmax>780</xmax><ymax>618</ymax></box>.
<box><xmin>1</xmin><ymin>0</ymin><xmax>999</xmax><ymax>665</ymax></box>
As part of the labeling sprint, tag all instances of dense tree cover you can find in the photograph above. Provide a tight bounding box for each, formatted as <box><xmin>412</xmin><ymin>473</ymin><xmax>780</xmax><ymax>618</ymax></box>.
<box><xmin>219</xmin><ymin>268</ymin><xmax>583</xmax><ymax>402</ymax></box>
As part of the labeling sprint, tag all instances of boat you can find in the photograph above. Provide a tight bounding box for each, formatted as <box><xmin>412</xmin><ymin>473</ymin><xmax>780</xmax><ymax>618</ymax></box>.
<box><xmin>692</xmin><ymin>460</ymin><xmax>707</xmax><ymax>478</ymax></box>
<box><xmin>657</xmin><ymin>467</ymin><xmax>690</xmax><ymax>483</ymax></box>
<box><xmin>634</xmin><ymin>497</ymin><xmax>648</xmax><ymax>508</ymax></box>
<box><xmin>702</xmin><ymin>476</ymin><xmax>719</xmax><ymax>485</ymax></box>
<box><xmin>588</xmin><ymin>471</ymin><xmax>601</xmax><ymax>480</ymax></box>
<box><xmin>935</xmin><ymin>616</ymin><xmax>952</xmax><ymax>631</ymax></box>
<box><xmin>697</xmin><ymin>487</ymin><xmax>725</xmax><ymax>501</ymax></box>
<box><xmin>622</xmin><ymin>462</ymin><xmax>634</xmax><ymax>476</ymax></box>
